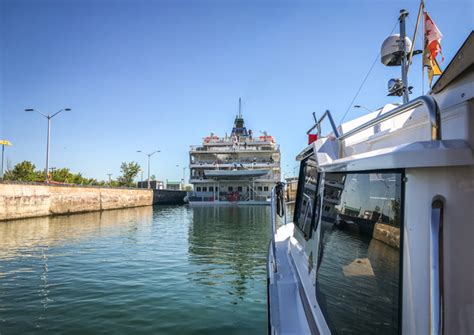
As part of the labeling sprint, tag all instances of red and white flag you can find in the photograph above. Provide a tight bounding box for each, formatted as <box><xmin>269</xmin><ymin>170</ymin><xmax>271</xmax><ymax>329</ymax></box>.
<box><xmin>423</xmin><ymin>11</ymin><xmax>444</xmax><ymax>86</ymax></box>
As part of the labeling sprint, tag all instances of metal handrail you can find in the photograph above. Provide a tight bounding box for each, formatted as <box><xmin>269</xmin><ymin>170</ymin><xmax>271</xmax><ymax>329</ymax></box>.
<box><xmin>430</xmin><ymin>197</ymin><xmax>444</xmax><ymax>335</ymax></box>
<box><xmin>339</xmin><ymin>95</ymin><xmax>441</xmax><ymax>141</ymax></box>
<box><xmin>307</xmin><ymin>110</ymin><xmax>340</xmax><ymax>138</ymax></box>
<box><xmin>270</xmin><ymin>186</ymin><xmax>278</xmax><ymax>272</ymax></box>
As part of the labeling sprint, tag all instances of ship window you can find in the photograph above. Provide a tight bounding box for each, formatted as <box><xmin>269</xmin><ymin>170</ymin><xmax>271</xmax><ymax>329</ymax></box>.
<box><xmin>316</xmin><ymin>171</ymin><xmax>403</xmax><ymax>335</ymax></box>
<box><xmin>196</xmin><ymin>187</ymin><xmax>201</xmax><ymax>192</ymax></box>
<box><xmin>237</xmin><ymin>186</ymin><xmax>243</xmax><ymax>192</ymax></box>
<box><xmin>293</xmin><ymin>157</ymin><xmax>319</xmax><ymax>239</ymax></box>
<box><xmin>202</xmin><ymin>187</ymin><xmax>207</xmax><ymax>192</ymax></box>
<box><xmin>257</xmin><ymin>186</ymin><xmax>263</xmax><ymax>191</ymax></box>
<box><xmin>263</xmin><ymin>186</ymin><xmax>269</xmax><ymax>191</ymax></box>
<box><xmin>209</xmin><ymin>186</ymin><xmax>214</xmax><ymax>192</ymax></box>
<box><xmin>228</xmin><ymin>186</ymin><xmax>233</xmax><ymax>192</ymax></box>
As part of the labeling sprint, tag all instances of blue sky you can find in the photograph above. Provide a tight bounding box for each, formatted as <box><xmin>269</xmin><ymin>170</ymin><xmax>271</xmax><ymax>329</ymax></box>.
<box><xmin>1</xmin><ymin>0</ymin><xmax>472</xmax><ymax>182</ymax></box>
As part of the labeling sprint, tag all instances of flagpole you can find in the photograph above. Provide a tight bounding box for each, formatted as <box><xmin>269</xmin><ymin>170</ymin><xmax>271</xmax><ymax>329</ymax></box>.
<box><xmin>407</xmin><ymin>0</ymin><xmax>424</xmax><ymax>75</ymax></box>
<box><xmin>421</xmin><ymin>0</ymin><xmax>425</xmax><ymax>95</ymax></box>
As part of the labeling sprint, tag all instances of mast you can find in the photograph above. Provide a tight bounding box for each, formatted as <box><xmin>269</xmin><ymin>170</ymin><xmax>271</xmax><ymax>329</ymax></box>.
<box><xmin>399</xmin><ymin>9</ymin><xmax>410</xmax><ymax>104</ymax></box>
<box><xmin>238</xmin><ymin>97</ymin><xmax>242</xmax><ymax>118</ymax></box>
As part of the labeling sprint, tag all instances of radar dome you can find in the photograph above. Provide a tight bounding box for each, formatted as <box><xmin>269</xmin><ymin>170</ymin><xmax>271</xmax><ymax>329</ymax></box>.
<box><xmin>381</xmin><ymin>34</ymin><xmax>412</xmax><ymax>66</ymax></box>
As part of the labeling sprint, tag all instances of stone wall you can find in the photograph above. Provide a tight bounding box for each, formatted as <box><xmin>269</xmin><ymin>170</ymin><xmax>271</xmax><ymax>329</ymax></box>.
<box><xmin>0</xmin><ymin>183</ymin><xmax>153</xmax><ymax>221</ymax></box>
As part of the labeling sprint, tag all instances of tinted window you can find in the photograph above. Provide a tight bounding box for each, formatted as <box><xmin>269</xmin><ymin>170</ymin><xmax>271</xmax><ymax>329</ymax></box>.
<box><xmin>228</xmin><ymin>186</ymin><xmax>233</xmax><ymax>192</ymax></box>
<box><xmin>294</xmin><ymin>157</ymin><xmax>319</xmax><ymax>238</ymax></box>
<box><xmin>202</xmin><ymin>187</ymin><xmax>207</xmax><ymax>192</ymax></box>
<box><xmin>196</xmin><ymin>187</ymin><xmax>201</xmax><ymax>192</ymax></box>
<box><xmin>237</xmin><ymin>186</ymin><xmax>243</xmax><ymax>192</ymax></box>
<box><xmin>264</xmin><ymin>186</ymin><xmax>269</xmax><ymax>191</ymax></box>
<box><xmin>209</xmin><ymin>186</ymin><xmax>214</xmax><ymax>192</ymax></box>
<box><xmin>316</xmin><ymin>172</ymin><xmax>402</xmax><ymax>334</ymax></box>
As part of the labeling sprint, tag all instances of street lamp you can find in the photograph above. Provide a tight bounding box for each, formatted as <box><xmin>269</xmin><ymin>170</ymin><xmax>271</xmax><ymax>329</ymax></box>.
<box><xmin>354</xmin><ymin>105</ymin><xmax>375</xmax><ymax>113</ymax></box>
<box><xmin>25</xmin><ymin>108</ymin><xmax>71</xmax><ymax>183</ymax></box>
<box><xmin>137</xmin><ymin>150</ymin><xmax>160</xmax><ymax>189</ymax></box>
<box><xmin>0</xmin><ymin>140</ymin><xmax>12</xmax><ymax>180</ymax></box>
<box><xmin>176</xmin><ymin>165</ymin><xmax>187</xmax><ymax>190</ymax></box>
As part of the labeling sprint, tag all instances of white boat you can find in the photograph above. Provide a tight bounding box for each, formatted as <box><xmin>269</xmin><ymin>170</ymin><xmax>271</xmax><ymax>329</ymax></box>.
<box><xmin>267</xmin><ymin>9</ymin><xmax>474</xmax><ymax>335</ymax></box>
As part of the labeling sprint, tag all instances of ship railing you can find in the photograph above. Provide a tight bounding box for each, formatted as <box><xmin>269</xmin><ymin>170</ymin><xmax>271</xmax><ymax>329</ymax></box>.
<box><xmin>190</xmin><ymin>144</ymin><xmax>280</xmax><ymax>152</ymax></box>
<box><xmin>338</xmin><ymin>95</ymin><xmax>441</xmax><ymax>142</ymax></box>
<box><xmin>307</xmin><ymin>96</ymin><xmax>441</xmax><ymax>159</ymax></box>
<box><xmin>307</xmin><ymin>109</ymin><xmax>340</xmax><ymax>138</ymax></box>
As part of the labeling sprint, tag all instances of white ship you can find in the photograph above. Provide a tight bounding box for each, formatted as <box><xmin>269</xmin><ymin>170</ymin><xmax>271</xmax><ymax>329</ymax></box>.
<box><xmin>267</xmin><ymin>7</ymin><xmax>473</xmax><ymax>335</ymax></box>
<box><xmin>188</xmin><ymin>99</ymin><xmax>281</xmax><ymax>205</ymax></box>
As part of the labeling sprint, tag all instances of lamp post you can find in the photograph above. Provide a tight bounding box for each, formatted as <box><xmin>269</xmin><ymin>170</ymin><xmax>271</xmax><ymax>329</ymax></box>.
<box><xmin>176</xmin><ymin>165</ymin><xmax>187</xmax><ymax>190</ymax></box>
<box><xmin>0</xmin><ymin>140</ymin><xmax>12</xmax><ymax>180</ymax></box>
<box><xmin>107</xmin><ymin>173</ymin><xmax>113</xmax><ymax>186</ymax></box>
<box><xmin>137</xmin><ymin>150</ymin><xmax>160</xmax><ymax>189</ymax></box>
<box><xmin>25</xmin><ymin>108</ymin><xmax>71</xmax><ymax>183</ymax></box>
<box><xmin>354</xmin><ymin>105</ymin><xmax>375</xmax><ymax>113</ymax></box>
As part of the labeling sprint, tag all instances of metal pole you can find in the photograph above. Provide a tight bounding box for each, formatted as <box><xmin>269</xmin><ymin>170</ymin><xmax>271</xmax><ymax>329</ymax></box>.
<box><xmin>400</xmin><ymin>9</ymin><xmax>410</xmax><ymax>104</ymax></box>
<box><xmin>147</xmin><ymin>154</ymin><xmax>151</xmax><ymax>189</ymax></box>
<box><xmin>46</xmin><ymin>116</ymin><xmax>51</xmax><ymax>183</ymax></box>
<box><xmin>1</xmin><ymin>144</ymin><xmax>4</xmax><ymax>179</ymax></box>
<box><xmin>182</xmin><ymin>167</ymin><xmax>185</xmax><ymax>190</ymax></box>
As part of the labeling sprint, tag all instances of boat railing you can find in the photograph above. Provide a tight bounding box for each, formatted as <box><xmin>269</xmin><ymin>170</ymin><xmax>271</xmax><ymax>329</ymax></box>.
<box><xmin>339</xmin><ymin>95</ymin><xmax>441</xmax><ymax>142</ymax></box>
<box><xmin>270</xmin><ymin>186</ymin><xmax>278</xmax><ymax>273</ymax></box>
<box><xmin>307</xmin><ymin>109</ymin><xmax>340</xmax><ymax>138</ymax></box>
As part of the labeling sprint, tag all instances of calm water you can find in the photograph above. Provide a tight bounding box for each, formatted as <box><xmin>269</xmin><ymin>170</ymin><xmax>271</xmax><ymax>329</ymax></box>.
<box><xmin>0</xmin><ymin>206</ymin><xmax>272</xmax><ymax>335</ymax></box>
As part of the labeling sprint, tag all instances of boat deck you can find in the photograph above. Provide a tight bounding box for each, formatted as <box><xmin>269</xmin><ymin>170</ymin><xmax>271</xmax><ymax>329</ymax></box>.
<box><xmin>268</xmin><ymin>230</ymin><xmax>312</xmax><ymax>334</ymax></box>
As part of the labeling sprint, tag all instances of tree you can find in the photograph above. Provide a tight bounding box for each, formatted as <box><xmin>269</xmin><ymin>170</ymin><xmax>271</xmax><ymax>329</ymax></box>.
<box><xmin>3</xmin><ymin>161</ymin><xmax>38</xmax><ymax>182</ymax></box>
<box><xmin>117</xmin><ymin>161</ymin><xmax>141</xmax><ymax>187</ymax></box>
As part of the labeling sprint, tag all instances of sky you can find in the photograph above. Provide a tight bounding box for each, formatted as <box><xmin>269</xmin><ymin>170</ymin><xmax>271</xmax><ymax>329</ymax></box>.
<box><xmin>1</xmin><ymin>0</ymin><xmax>472</xmax><ymax>182</ymax></box>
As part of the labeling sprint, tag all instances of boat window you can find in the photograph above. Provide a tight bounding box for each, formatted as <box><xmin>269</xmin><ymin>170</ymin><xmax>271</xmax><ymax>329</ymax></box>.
<box><xmin>228</xmin><ymin>186</ymin><xmax>233</xmax><ymax>192</ymax></box>
<box><xmin>237</xmin><ymin>186</ymin><xmax>242</xmax><ymax>192</ymax></box>
<box><xmin>316</xmin><ymin>172</ymin><xmax>403</xmax><ymax>335</ymax></box>
<box><xmin>264</xmin><ymin>186</ymin><xmax>269</xmax><ymax>191</ymax></box>
<box><xmin>257</xmin><ymin>186</ymin><xmax>263</xmax><ymax>191</ymax></box>
<box><xmin>293</xmin><ymin>157</ymin><xmax>319</xmax><ymax>239</ymax></box>
<box><xmin>209</xmin><ymin>186</ymin><xmax>214</xmax><ymax>192</ymax></box>
<box><xmin>196</xmin><ymin>187</ymin><xmax>201</xmax><ymax>192</ymax></box>
<box><xmin>202</xmin><ymin>187</ymin><xmax>207</xmax><ymax>192</ymax></box>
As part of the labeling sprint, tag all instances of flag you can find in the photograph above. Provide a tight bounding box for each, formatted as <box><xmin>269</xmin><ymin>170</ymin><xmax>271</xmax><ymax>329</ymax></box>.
<box><xmin>423</xmin><ymin>11</ymin><xmax>443</xmax><ymax>86</ymax></box>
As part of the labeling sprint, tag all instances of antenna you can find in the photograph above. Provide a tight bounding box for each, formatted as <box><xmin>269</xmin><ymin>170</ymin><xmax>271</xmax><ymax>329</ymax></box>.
<box><xmin>238</xmin><ymin>97</ymin><xmax>242</xmax><ymax>118</ymax></box>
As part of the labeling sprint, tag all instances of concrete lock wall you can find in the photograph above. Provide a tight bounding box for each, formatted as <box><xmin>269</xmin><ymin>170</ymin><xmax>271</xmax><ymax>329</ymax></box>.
<box><xmin>0</xmin><ymin>183</ymin><xmax>153</xmax><ymax>221</ymax></box>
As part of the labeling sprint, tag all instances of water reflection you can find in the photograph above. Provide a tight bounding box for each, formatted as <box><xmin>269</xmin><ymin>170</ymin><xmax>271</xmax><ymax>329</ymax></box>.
<box><xmin>316</xmin><ymin>172</ymin><xmax>402</xmax><ymax>334</ymax></box>
<box><xmin>0</xmin><ymin>206</ymin><xmax>153</xmax><ymax>262</ymax></box>
<box><xmin>188</xmin><ymin>206</ymin><xmax>271</xmax><ymax>301</ymax></box>
<box><xmin>0</xmin><ymin>205</ymin><xmax>269</xmax><ymax>335</ymax></box>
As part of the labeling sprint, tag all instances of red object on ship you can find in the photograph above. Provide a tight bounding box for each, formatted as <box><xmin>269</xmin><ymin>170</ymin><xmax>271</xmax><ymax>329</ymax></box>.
<box><xmin>308</xmin><ymin>134</ymin><xmax>318</xmax><ymax>144</ymax></box>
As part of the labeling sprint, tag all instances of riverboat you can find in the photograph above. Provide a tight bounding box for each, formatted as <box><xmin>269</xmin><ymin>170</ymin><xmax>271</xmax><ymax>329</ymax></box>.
<box><xmin>267</xmin><ymin>8</ymin><xmax>474</xmax><ymax>335</ymax></box>
<box><xmin>188</xmin><ymin>99</ymin><xmax>281</xmax><ymax>205</ymax></box>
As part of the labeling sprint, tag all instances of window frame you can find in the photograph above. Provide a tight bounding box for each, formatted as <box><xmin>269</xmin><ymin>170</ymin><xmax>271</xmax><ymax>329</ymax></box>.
<box><xmin>314</xmin><ymin>168</ymin><xmax>405</xmax><ymax>334</ymax></box>
<box><xmin>293</xmin><ymin>156</ymin><xmax>321</xmax><ymax>240</ymax></box>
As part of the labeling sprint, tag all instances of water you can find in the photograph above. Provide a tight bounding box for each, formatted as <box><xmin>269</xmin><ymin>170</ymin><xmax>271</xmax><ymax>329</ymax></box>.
<box><xmin>0</xmin><ymin>205</ymin><xmax>272</xmax><ymax>335</ymax></box>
